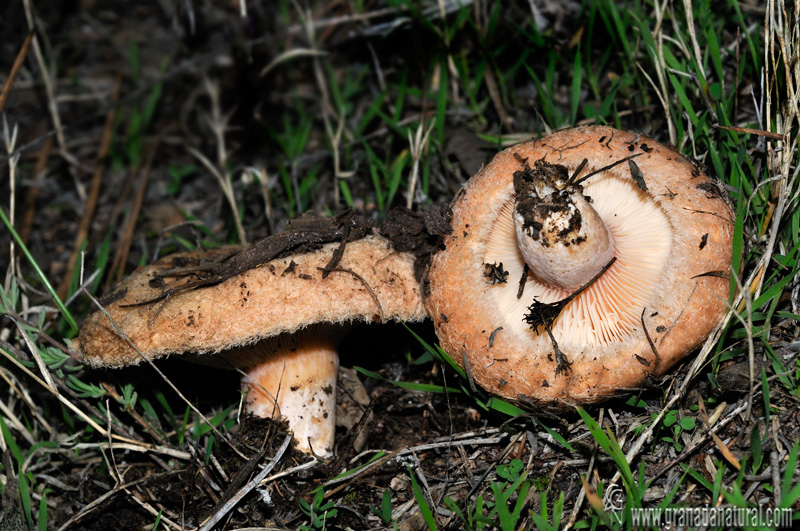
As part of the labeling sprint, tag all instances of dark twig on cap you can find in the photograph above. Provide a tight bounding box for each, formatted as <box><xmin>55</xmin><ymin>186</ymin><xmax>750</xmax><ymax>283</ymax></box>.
<box><xmin>120</xmin><ymin>211</ymin><xmax>371</xmax><ymax>309</ymax></box>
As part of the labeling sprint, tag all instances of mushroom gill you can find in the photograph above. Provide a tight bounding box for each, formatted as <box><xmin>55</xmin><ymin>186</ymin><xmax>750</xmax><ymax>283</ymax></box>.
<box><xmin>484</xmin><ymin>169</ymin><xmax>673</xmax><ymax>348</ymax></box>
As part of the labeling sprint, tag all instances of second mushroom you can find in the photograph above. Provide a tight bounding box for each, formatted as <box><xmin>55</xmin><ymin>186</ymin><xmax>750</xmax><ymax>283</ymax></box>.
<box><xmin>425</xmin><ymin>125</ymin><xmax>735</xmax><ymax>409</ymax></box>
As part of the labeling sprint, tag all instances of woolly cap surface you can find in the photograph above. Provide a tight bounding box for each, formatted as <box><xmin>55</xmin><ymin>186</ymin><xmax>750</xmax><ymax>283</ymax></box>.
<box><xmin>425</xmin><ymin>125</ymin><xmax>735</xmax><ymax>409</ymax></box>
<box><xmin>80</xmin><ymin>235</ymin><xmax>425</xmax><ymax>367</ymax></box>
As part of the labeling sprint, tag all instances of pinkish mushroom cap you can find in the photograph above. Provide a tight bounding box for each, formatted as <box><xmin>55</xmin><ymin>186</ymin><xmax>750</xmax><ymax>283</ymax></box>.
<box><xmin>80</xmin><ymin>234</ymin><xmax>425</xmax><ymax>455</ymax></box>
<box><xmin>425</xmin><ymin>126</ymin><xmax>735</xmax><ymax>409</ymax></box>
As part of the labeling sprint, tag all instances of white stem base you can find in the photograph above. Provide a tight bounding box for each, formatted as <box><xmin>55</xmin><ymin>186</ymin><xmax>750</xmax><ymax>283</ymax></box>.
<box><xmin>241</xmin><ymin>334</ymin><xmax>339</xmax><ymax>456</ymax></box>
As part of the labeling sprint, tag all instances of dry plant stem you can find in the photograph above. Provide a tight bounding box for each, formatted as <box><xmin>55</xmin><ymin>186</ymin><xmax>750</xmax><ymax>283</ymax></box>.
<box><xmin>201</xmin><ymin>76</ymin><xmax>246</xmax><ymax>243</ymax></box>
<box><xmin>0</xmin><ymin>31</ymin><xmax>34</xmax><ymax>114</ymax></box>
<box><xmin>57</xmin><ymin>73</ymin><xmax>122</xmax><ymax>300</ymax></box>
<box><xmin>67</xmin><ymin>441</ymin><xmax>190</xmax><ymax>460</ymax></box>
<box><xmin>197</xmin><ymin>435</ymin><xmax>292</xmax><ymax>531</ymax></box>
<box><xmin>0</xmin><ymin>366</ymin><xmax>53</xmax><ymax>435</ymax></box>
<box><xmin>3</xmin><ymin>119</ymin><xmax>19</xmax><ymax>281</ymax></box>
<box><xmin>643</xmin><ymin>0</ymin><xmax>675</xmax><ymax>144</ymax></box>
<box><xmin>104</xmin><ymin>400</ymin><xmax>122</xmax><ymax>485</ymax></box>
<box><xmin>104</xmin><ymin>140</ymin><xmax>159</xmax><ymax>292</ymax></box>
<box><xmin>0</xmin><ymin>397</ymin><xmax>35</xmax><ymax>445</ymax></box>
<box><xmin>483</xmin><ymin>63</ymin><xmax>512</xmax><ymax>132</ymax></box>
<box><xmin>567</xmin><ymin>423</ymin><xmax>601</xmax><ymax>527</ymax></box>
<box><xmin>188</xmin><ymin>143</ymin><xmax>246</xmax><ymax>244</ymax></box>
<box><xmin>22</xmin><ymin>0</ymin><xmax>76</xmax><ymax>172</ymax></box>
<box><xmin>259</xmin><ymin>48</ymin><xmax>327</xmax><ymax>77</ymax></box>
<box><xmin>11</xmin><ymin>316</ymin><xmax>57</xmax><ymax>393</ymax></box>
<box><xmin>125</xmin><ymin>491</ymin><xmax>182</xmax><ymax>530</ymax></box>
<box><xmin>406</xmin><ymin>120</ymin><xmax>434</xmax><ymax>208</ymax></box>
<box><xmin>300</xmin><ymin>2</ymin><xmax>344</xmax><ymax>206</ymax></box>
<box><xmin>726</xmin><ymin>273</ymin><xmax>756</xmax><ymax>421</ymax></box>
<box><xmin>681</xmin><ymin>0</ymin><xmax>707</xmax><ymax>82</ymax></box>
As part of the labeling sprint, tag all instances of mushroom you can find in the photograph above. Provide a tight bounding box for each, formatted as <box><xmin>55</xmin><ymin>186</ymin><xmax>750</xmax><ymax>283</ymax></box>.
<box><xmin>425</xmin><ymin>125</ymin><xmax>734</xmax><ymax>409</ymax></box>
<box><xmin>79</xmin><ymin>234</ymin><xmax>425</xmax><ymax>455</ymax></box>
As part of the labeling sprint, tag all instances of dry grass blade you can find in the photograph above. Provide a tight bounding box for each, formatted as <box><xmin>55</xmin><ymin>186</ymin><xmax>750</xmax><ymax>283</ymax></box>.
<box><xmin>698</xmin><ymin>397</ymin><xmax>741</xmax><ymax>470</ymax></box>
<box><xmin>57</xmin><ymin>73</ymin><xmax>122</xmax><ymax>300</ymax></box>
<box><xmin>713</xmin><ymin>124</ymin><xmax>785</xmax><ymax>140</ymax></box>
<box><xmin>11</xmin><ymin>318</ymin><xmax>58</xmax><ymax>394</ymax></box>
<box><xmin>21</xmin><ymin>0</ymin><xmax>76</xmax><ymax>170</ymax></box>
<box><xmin>104</xmin><ymin>139</ymin><xmax>160</xmax><ymax>291</ymax></box>
<box><xmin>406</xmin><ymin>120</ymin><xmax>434</xmax><ymax>208</ymax></box>
<box><xmin>0</xmin><ymin>31</ymin><xmax>34</xmax><ymax>114</ymax></box>
<box><xmin>259</xmin><ymin>48</ymin><xmax>328</xmax><ymax>77</ymax></box>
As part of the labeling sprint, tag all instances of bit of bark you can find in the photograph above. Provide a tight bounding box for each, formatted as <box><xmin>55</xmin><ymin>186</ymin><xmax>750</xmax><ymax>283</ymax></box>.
<box><xmin>116</xmin><ymin>211</ymin><xmax>372</xmax><ymax>308</ymax></box>
<box><xmin>488</xmin><ymin>327</ymin><xmax>503</xmax><ymax>347</ymax></box>
<box><xmin>628</xmin><ymin>159</ymin><xmax>647</xmax><ymax>191</ymax></box>
<box><xmin>516</xmin><ymin>263</ymin><xmax>529</xmax><ymax>299</ymax></box>
<box><xmin>483</xmin><ymin>262</ymin><xmax>509</xmax><ymax>284</ymax></box>
<box><xmin>640</xmin><ymin>308</ymin><xmax>660</xmax><ymax>370</ymax></box>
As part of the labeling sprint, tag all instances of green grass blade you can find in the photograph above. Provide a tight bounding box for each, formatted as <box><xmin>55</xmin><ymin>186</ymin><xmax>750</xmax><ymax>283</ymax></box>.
<box><xmin>780</xmin><ymin>441</ymin><xmax>800</xmax><ymax>508</ymax></box>
<box><xmin>38</xmin><ymin>489</ymin><xmax>48</xmax><ymax>531</ymax></box>
<box><xmin>354</xmin><ymin>366</ymin><xmax>461</xmax><ymax>394</ymax></box>
<box><xmin>0</xmin><ymin>415</ymin><xmax>24</xmax><ymax>466</ymax></box>
<box><xmin>409</xmin><ymin>466</ymin><xmax>438</xmax><ymax>531</ymax></box>
<box><xmin>0</xmin><ymin>206</ymin><xmax>78</xmax><ymax>333</ymax></box>
<box><xmin>534</xmin><ymin>417</ymin><xmax>574</xmax><ymax>452</ymax></box>
<box><xmin>577</xmin><ymin>408</ymin><xmax>636</xmax><ymax>495</ymax></box>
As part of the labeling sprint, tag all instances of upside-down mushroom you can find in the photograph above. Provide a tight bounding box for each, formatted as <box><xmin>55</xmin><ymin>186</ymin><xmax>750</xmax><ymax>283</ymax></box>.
<box><xmin>425</xmin><ymin>125</ymin><xmax>735</xmax><ymax>409</ymax></box>
<box><xmin>79</xmin><ymin>233</ymin><xmax>425</xmax><ymax>456</ymax></box>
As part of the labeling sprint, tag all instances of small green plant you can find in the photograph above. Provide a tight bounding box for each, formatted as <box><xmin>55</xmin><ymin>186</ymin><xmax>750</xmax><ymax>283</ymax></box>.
<box><xmin>167</xmin><ymin>164</ymin><xmax>197</xmax><ymax>196</ymax></box>
<box><xmin>442</xmin><ymin>458</ymin><xmax>547</xmax><ymax>531</ymax></box>
<box><xmin>371</xmin><ymin>488</ymin><xmax>394</xmax><ymax>525</ymax></box>
<box><xmin>299</xmin><ymin>487</ymin><xmax>339</xmax><ymax>531</ymax></box>
<box><xmin>658</xmin><ymin>409</ymin><xmax>696</xmax><ymax>452</ymax></box>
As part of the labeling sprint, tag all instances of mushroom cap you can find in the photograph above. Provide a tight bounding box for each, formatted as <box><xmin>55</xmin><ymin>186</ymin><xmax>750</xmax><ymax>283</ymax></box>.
<box><xmin>425</xmin><ymin>125</ymin><xmax>735</xmax><ymax>409</ymax></box>
<box><xmin>80</xmin><ymin>235</ymin><xmax>425</xmax><ymax>367</ymax></box>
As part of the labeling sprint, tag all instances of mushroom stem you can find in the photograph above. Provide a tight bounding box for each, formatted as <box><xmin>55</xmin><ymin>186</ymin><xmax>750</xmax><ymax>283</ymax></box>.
<box><xmin>239</xmin><ymin>326</ymin><xmax>344</xmax><ymax>456</ymax></box>
<box><xmin>513</xmin><ymin>159</ymin><xmax>615</xmax><ymax>291</ymax></box>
